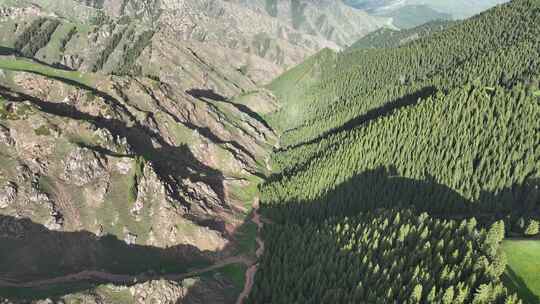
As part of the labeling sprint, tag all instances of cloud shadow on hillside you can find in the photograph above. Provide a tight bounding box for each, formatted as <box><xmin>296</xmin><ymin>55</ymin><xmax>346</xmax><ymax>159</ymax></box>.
<box><xmin>264</xmin><ymin>166</ymin><xmax>540</xmax><ymax>227</ymax></box>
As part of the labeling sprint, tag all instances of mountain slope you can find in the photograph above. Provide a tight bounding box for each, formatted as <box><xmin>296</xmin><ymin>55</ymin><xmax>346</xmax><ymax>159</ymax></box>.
<box><xmin>231</xmin><ymin>0</ymin><xmax>392</xmax><ymax>47</ymax></box>
<box><xmin>0</xmin><ymin>0</ymin><xmax>282</xmax><ymax>302</ymax></box>
<box><xmin>0</xmin><ymin>0</ymin><xmax>389</xmax><ymax>85</ymax></box>
<box><xmin>248</xmin><ymin>0</ymin><xmax>540</xmax><ymax>302</ymax></box>
<box><xmin>0</xmin><ymin>0</ymin><xmax>538</xmax><ymax>303</ymax></box>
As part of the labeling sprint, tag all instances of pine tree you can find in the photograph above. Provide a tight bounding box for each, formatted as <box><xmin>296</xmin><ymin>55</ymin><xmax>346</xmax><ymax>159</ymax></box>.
<box><xmin>524</xmin><ymin>219</ymin><xmax>539</xmax><ymax>235</ymax></box>
<box><xmin>411</xmin><ymin>284</ymin><xmax>423</xmax><ymax>303</ymax></box>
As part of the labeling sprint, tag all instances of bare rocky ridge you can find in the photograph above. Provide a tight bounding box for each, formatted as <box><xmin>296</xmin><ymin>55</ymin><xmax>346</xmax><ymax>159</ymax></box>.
<box><xmin>0</xmin><ymin>60</ymin><xmax>273</xmax><ymax>301</ymax></box>
<box><xmin>0</xmin><ymin>68</ymin><xmax>272</xmax><ymax>244</ymax></box>
<box><xmin>231</xmin><ymin>0</ymin><xmax>392</xmax><ymax>47</ymax></box>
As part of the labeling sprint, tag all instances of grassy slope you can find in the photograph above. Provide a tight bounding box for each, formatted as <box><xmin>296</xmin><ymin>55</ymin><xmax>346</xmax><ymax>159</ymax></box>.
<box><xmin>502</xmin><ymin>240</ymin><xmax>540</xmax><ymax>303</ymax></box>
<box><xmin>0</xmin><ymin>57</ymin><xmax>93</xmax><ymax>86</ymax></box>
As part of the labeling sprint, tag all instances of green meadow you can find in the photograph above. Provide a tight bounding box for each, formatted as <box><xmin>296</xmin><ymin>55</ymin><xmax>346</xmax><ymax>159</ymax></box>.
<box><xmin>502</xmin><ymin>240</ymin><xmax>540</xmax><ymax>303</ymax></box>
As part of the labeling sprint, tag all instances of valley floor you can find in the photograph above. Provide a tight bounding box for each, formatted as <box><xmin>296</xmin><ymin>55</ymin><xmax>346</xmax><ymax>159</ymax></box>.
<box><xmin>0</xmin><ymin>198</ymin><xmax>265</xmax><ymax>304</ymax></box>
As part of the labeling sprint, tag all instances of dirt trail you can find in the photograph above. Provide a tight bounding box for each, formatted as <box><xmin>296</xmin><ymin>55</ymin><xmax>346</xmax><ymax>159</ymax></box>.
<box><xmin>0</xmin><ymin>197</ymin><xmax>266</xmax><ymax>302</ymax></box>
<box><xmin>236</xmin><ymin>197</ymin><xmax>264</xmax><ymax>304</ymax></box>
<box><xmin>0</xmin><ymin>255</ymin><xmax>247</xmax><ymax>288</ymax></box>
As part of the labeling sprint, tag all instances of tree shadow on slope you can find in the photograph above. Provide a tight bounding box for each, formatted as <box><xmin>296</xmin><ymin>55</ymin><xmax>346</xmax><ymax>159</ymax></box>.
<box><xmin>258</xmin><ymin>166</ymin><xmax>539</xmax><ymax>302</ymax></box>
<box><xmin>0</xmin><ymin>85</ymin><xmax>225</xmax><ymax>209</ymax></box>
<box><xmin>264</xmin><ymin>166</ymin><xmax>540</xmax><ymax>227</ymax></box>
<box><xmin>0</xmin><ymin>46</ymin><xmax>16</xmax><ymax>56</ymax></box>
<box><xmin>503</xmin><ymin>267</ymin><xmax>540</xmax><ymax>304</ymax></box>
<box><xmin>176</xmin><ymin>268</ymin><xmax>241</xmax><ymax>304</ymax></box>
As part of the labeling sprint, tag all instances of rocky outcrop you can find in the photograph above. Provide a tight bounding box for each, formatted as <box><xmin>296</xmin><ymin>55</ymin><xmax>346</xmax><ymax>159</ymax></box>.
<box><xmin>124</xmin><ymin>231</ymin><xmax>137</xmax><ymax>245</ymax></box>
<box><xmin>0</xmin><ymin>181</ymin><xmax>17</xmax><ymax>209</ymax></box>
<box><xmin>44</xmin><ymin>209</ymin><xmax>64</xmax><ymax>231</ymax></box>
<box><xmin>129</xmin><ymin>279</ymin><xmax>188</xmax><ymax>304</ymax></box>
<box><xmin>114</xmin><ymin>157</ymin><xmax>133</xmax><ymax>175</ymax></box>
<box><xmin>133</xmin><ymin>162</ymin><xmax>167</xmax><ymax>212</ymax></box>
<box><xmin>94</xmin><ymin>127</ymin><xmax>132</xmax><ymax>155</ymax></box>
<box><xmin>0</xmin><ymin>4</ymin><xmax>279</xmax><ymax>300</ymax></box>
<box><xmin>0</xmin><ymin>124</ymin><xmax>14</xmax><ymax>146</ymax></box>
<box><xmin>0</xmin><ymin>0</ymin><xmax>388</xmax><ymax>85</ymax></box>
<box><xmin>60</xmin><ymin>54</ymin><xmax>83</xmax><ymax>70</ymax></box>
<box><xmin>0</xmin><ymin>5</ymin><xmax>44</xmax><ymax>20</ymax></box>
<box><xmin>61</xmin><ymin>148</ymin><xmax>109</xmax><ymax>186</ymax></box>
<box><xmin>180</xmin><ymin>178</ymin><xmax>224</xmax><ymax>212</ymax></box>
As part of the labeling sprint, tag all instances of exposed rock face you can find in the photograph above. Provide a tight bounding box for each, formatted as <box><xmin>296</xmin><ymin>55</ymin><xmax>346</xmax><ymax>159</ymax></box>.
<box><xmin>115</xmin><ymin>157</ymin><xmax>133</xmax><ymax>175</ymax></box>
<box><xmin>133</xmin><ymin>161</ymin><xmax>167</xmax><ymax>213</ymax></box>
<box><xmin>44</xmin><ymin>209</ymin><xmax>64</xmax><ymax>231</ymax></box>
<box><xmin>62</xmin><ymin>148</ymin><xmax>109</xmax><ymax>186</ymax></box>
<box><xmin>0</xmin><ymin>5</ymin><xmax>44</xmax><ymax>20</ymax></box>
<box><xmin>180</xmin><ymin>179</ymin><xmax>224</xmax><ymax>212</ymax></box>
<box><xmin>0</xmin><ymin>181</ymin><xmax>17</xmax><ymax>209</ymax></box>
<box><xmin>0</xmin><ymin>124</ymin><xmax>14</xmax><ymax>146</ymax></box>
<box><xmin>124</xmin><ymin>231</ymin><xmax>137</xmax><ymax>245</ymax></box>
<box><xmin>60</xmin><ymin>54</ymin><xmax>83</xmax><ymax>70</ymax></box>
<box><xmin>94</xmin><ymin>128</ymin><xmax>132</xmax><ymax>155</ymax></box>
<box><xmin>129</xmin><ymin>279</ymin><xmax>188</xmax><ymax>304</ymax></box>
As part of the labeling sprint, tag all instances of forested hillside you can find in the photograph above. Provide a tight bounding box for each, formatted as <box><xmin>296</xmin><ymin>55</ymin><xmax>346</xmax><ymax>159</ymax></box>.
<box><xmin>248</xmin><ymin>0</ymin><xmax>540</xmax><ymax>303</ymax></box>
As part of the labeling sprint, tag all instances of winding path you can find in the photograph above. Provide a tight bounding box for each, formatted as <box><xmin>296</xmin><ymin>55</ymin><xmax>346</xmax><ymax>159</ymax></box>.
<box><xmin>236</xmin><ymin>197</ymin><xmax>264</xmax><ymax>304</ymax></box>
<box><xmin>0</xmin><ymin>197</ymin><xmax>266</xmax><ymax>304</ymax></box>
<box><xmin>0</xmin><ymin>255</ymin><xmax>247</xmax><ymax>288</ymax></box>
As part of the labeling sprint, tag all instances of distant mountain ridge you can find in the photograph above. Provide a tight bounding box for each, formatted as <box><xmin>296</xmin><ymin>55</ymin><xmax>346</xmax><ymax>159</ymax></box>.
<box><xmin>350</xmin><ymin>19</ymin><xmax>456</xmax><ymax>49</ymax></box>
<box><xmin>229</xmin><ymin>0</ymin><xmax>392</xmax><ymax>47</ymax></box>
<box><xmin>344</xmin><ymin>0</ymin><xmax>510</xmax><ymax>28</ymax></box>
<box><xmin>4</xmin><ymin>0</ymin><xmax>389</xmax><ymax>83</ymax></box>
